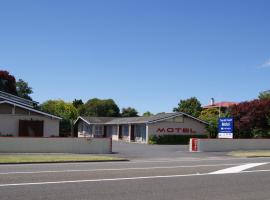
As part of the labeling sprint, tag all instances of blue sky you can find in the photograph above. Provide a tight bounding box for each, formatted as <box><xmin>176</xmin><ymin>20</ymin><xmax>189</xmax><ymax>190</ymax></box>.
<box><xmin>0</xmin><ymin>0</ymin><xmax>270</xmax><ymax>114</ymax></box>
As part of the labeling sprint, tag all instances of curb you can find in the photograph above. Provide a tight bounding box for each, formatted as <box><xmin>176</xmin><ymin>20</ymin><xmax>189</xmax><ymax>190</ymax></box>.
<box><xmin>0</xmin><ymin>159</ymin><xmax>129</xmax><ymax>165</ymax></box>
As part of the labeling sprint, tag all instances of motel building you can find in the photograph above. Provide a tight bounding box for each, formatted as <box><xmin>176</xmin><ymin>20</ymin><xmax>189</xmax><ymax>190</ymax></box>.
<box><xmin>74</xmin><ymin>113</ymin><xmax>208</xmax><ymax>144</ymax></box>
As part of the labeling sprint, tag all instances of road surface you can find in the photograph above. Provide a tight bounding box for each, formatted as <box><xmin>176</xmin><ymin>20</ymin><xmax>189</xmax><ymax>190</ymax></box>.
<box><xmin>0</xmin><ymin>156</ymin><xmax>270</xmax><ymax>200</ymax></box>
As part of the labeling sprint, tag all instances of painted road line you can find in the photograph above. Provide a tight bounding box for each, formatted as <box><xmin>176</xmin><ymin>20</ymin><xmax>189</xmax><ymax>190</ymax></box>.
<box><xmin>1</xmin><ymin>169</ymin><xmax>270</xmax><ymax>188</ymax></box>
<box><xmin>209</xmin><ymin>163</ymin><xmax>268</xmax><ymax>174</ymax></box>
<box><xmin>0</xmin><ymin>157</ymin><xmax>255</xmax><ymax>167</ymax></box>
<box><xmin>0</xmin><ymin>163</ymin><xmax>243</xmax><ymax>175</ymax></box>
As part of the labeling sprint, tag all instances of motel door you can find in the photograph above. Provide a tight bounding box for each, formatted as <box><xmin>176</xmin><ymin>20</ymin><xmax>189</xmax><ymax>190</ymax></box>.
<box><xmin>119</xmin><ymin>125</ymin><xmax>123</xmax><ymax>139</ymax></box>
<box><xmin>130</xmin><ymin>125</ymin><xmax>135</xmax><ymax>141</ymax></box>
<box><xmin>19</xmin><ymin>120</ymin><xmax>44</xmax><ymax>137</ymax></box>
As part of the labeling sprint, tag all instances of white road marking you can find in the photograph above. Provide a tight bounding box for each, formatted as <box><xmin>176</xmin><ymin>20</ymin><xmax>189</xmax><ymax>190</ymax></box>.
<box><xmin>0</xmin><ymin>168</ymin><xmax>270</xmax><ymax>188</ymax></box>
<box><xmin>0</xmin><ymin>157</ymin><xmax>256</xmax><ymax>168</ymax></box>
<box><xmin>209</xmin><ymin>163</ymin><xmax>268</xmax><ymax>174</ymax></box>
<box><xmin>0</xmin><ymin>163</ymin><xmax>242</xmax><ymax>175</ymax></box>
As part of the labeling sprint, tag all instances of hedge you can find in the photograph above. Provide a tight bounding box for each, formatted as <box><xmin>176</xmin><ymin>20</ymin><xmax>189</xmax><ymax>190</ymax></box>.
<box><xmin>148</xmin><ymin>134</ymin><xmax>208</xmax><ymax>145</ymax></box>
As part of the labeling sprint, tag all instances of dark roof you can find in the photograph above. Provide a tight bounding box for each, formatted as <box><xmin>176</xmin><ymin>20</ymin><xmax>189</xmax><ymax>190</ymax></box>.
<box><xmin>78</xmin><ymin>117</ymin><xmax>117</xmax><ymax>124</ymax></box>
<box><xmin>0</xmin><ymin>100</ymin><xmax>62</xmax><ymax>120</ymax></box>
<box><xmin>0</xmin><ymin>90</ymin><xmax>38</xmax><ymax>108</ymax></box>
<box><xmin>106</xmin><ymin>113</ymin><xmax>181</xmax><ymax>124</ymax></box>
<box><xmin>76</xmin><ymin>113</ymin><xmax>208</xmax><ymax>125</ymax></box>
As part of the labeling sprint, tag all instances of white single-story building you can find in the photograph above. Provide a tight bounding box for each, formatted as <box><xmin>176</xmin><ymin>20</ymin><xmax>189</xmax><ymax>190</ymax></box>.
<box><xmin>0</xmin><ymin>91</ymin><xmax>61</xmax><ymax>137</ymax></box>
<box><xmin>74</xmin><ymin>112</ymin><xmax>208</xmax><ymax>143</ymax></box>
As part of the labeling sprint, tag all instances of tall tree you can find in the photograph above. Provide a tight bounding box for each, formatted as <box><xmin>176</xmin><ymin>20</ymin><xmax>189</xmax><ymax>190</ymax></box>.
<box><xmin>81</xmin><ymin>98</ymin><xmax>120</xmax><ymax>117</ymax></box>
<box><xmin>72</xmin><ymin>99</ymin><xmax>84</xmax><ymax>109</ymax></box>
<box><xmin>40</xmin><ymin>100</ymin><xmax>78</xmax><ymax>137</ymax></box>
<box><xmin>258</xmin><ymin>90</ymin><xmax>270</xmax><ymax>100</ymax></box>
<box><xmin>0</xmin><ymin>70</ymin><xmax>17</xmax><ymax>95</ymax></box>
<box><xmin>121</xmin><ymin>107</ymin><xmax>139</xmax><ymax>117</ymax></box>
<box><xmin>199</xmin><ymin>108</ymin><xmax>219</xmax><ymax>138</ymax></box>
<box><xmin>230</xmin><ymin>99</ymin><xmax>270</xmax><ymax>138</ymax></box>
<box><xmin>143</xmin><ymin>111</ymin><xmax>153</xmax><ymax>117</ymax></box>
<box><xmin>173</xmin><ymin>97</ymin><xmax>202</xmax><ymax>118</ymax></box>
<box><xmin>16</xmin><ymin>79</ymin><xmax>33</xmax><ymax>100</ymax></box>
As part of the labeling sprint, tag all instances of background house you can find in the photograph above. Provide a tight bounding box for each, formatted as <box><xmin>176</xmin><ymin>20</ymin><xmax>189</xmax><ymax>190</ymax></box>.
<box><xmin>0</xmin><ymin>91</ymin><xmax>61</xmax><ymax>137</ymax></box>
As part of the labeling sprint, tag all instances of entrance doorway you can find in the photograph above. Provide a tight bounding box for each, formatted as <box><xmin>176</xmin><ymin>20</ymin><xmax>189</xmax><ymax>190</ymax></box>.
<box><xmin>118</xmin><ymin>125</ymin><xmax>122</xmax><ymax>139</ymax></box>
<box><xmin>130</xmin><ymin>125</ymin><xmax>135</xmax><ymax>141</ymax></box>
<box><xmin>19</xmin><ymin>120</ymin><xmax>44</xmax><ymax>137</ymax></box>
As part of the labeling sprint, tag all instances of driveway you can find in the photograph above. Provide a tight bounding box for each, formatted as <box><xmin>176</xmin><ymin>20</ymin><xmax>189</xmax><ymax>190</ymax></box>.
<box><xmin>112</xmin><ymin>141</ymin><xmax>225</xmax><ymax>160</ymax></box>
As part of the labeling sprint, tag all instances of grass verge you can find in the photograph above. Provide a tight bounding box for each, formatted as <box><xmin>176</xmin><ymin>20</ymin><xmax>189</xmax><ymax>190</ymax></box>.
<box><xmin>228</xmin><ymin>150</ymin><xmax>270</xmax><ymax>157</ymax></box>
<box><xmin>0</xmin><ymin>154</ymin><xmax>128</xmax><ymax>164</ymax></box>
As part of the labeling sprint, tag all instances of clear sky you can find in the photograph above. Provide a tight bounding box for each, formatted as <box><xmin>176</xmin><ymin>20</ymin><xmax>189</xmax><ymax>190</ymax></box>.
<box><xmin>0</xmin><ymin>0</ymin><xmax>270</xmax><ymax>114</ymax></box>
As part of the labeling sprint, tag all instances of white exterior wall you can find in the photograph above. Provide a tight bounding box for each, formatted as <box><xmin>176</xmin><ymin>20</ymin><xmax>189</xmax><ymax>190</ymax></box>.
<box><xmin>0</xmin><ymin>115</ymin><xmax>59</xmax><ymax>137</ymax></box>
<box><xmin>0</xmin><ymin>137</ymin><xmax>111</xmax><ymax>154</ymax></box>
<box><xmin>147</xmin><ymin>117</ymin><xmax>207</xmax><ymax>138</ymax></box>
<box><xmin>193</xmin><ymin>139</ymin><xmax>270</xmax><ymax>152</ymax></box>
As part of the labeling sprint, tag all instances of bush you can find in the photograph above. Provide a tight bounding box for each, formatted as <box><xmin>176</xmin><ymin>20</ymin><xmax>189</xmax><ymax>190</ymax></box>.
<box><xmin>148</xmin><ymin>134</ymin><xmax>208</xmax><ymax>145</ymax></box>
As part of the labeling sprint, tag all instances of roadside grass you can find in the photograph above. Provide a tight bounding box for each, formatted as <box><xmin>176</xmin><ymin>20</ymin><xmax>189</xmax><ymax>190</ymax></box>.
<box><xmin>0</xmin><ymin>154</ymin><xmax>127</xmax><ymax>164</ymax></box>
<box><xmin>228</xmin><ymin>150</ymin><xmax>270</xmax><ymax>157</ymax></box>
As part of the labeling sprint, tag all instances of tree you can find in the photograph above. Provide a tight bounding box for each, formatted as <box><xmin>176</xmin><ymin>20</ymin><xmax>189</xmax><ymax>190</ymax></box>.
<box><xmin>121</xmin><ymin>107</ymin><xmax>139</xmax><ymax>117</ymax></box>
<box><xmin>258</xmin><ymin>90</ymin><xmax>270</xmax><ymax>100</ymax></box>
<box><xmin>80</xmin><ymin>98</ymin><xmax>120</xmax><ymax>117</ymax></box>
<box><xmin>229</xmin><ymin>99</ymin><xmax>270</xmax><ymax>138</ymax></box>
<box><xmin>72</xmin><ymin>99</ymin><xmax>84</xmax><ymax>109</ymax></box>
<box><xmin>16</xmin><ymin>79</ymin><xmax>33</xmax><ymax>100</ymax></box>
<box><xmin>173</xmin><ymin>97</ymin><xmax>202</xmax><ymax>118</ymax></box>
<box><xmin>199</xmin><ymin>108</ymin><xmax>220</xmax><ymax>138</ymax></box>
<box><xmin>0</xmin><ymin>70</ymin><xmax>17</xmax><ymax>95</ymax></box>
<box><xmin>143</xmin><ymin>111</ymin><xmax>154</xmax><ymax>117</ymax></box>
<box><xmin>40</xmin><ymin>100</ymin><xmax>78</xmax><ymax>136</ymax></box>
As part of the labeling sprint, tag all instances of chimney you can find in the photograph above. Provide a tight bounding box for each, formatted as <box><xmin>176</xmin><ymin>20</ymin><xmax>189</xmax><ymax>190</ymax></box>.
<box><xmin>210</xmin><ymin>98</ymin><xmax>215</xmax><ymax>106</ymax></box>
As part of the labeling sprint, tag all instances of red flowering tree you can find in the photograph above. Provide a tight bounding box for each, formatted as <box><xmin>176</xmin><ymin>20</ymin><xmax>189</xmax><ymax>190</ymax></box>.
<box><xmin>0</xmin><ymin>70</ymin><xmax>17</xmax><ymax>95</ymax></box>
<box><xmin>229</xmin><ymin>99</ymin><xmax>270</xmax><ymax>138</ymax></box>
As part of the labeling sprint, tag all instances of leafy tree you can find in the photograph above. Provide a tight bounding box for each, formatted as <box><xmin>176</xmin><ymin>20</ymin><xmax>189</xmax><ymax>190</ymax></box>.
<box><xmin>16</xmin><ymin>79</ymin><xmax>33</xmax><ymax>100</ymax></box>
<box><xmin>258</xmin><ymin>90</ymin><xmax>270</xmax><ymax>100</ymax></box>
<box><xmin>121</xmin><ymin>107</ymin><xmax>139</xmax><ymax>117</ymax></box>
<box><xmin>0</xmin><ymin>70</ymin><xmax>17</xmax><ymax>95</ymax></box>
<box><xmin>72</xmin><ymin>99</ymin><xmax>84</xmax><ymax>109</ymax></box>
<box><xmin>199</xmin><ymin>108</ymin><xmax>220</xmax><ymax>138</ymax></box>
<box><xmin>173</xmin><ymin>97</ymin><xmax>202</xmax><ymax>118</ymax></box>
<box><xmin>40</xmin><ymin>100</ymin><xmax>78</xmax><ymax>120</ymax></box>
<box><xmin>229</xmin><ymin>99</ymin><xmax>270</xmax><ymax>138</ymax></box>
<box><xmin>143</xmin><ymin>111</ymin><xmax>154</xmax><ymax>117</ymax></box>
<box><xmin>40</xmin><ymin>100</ymin><xmax>78</xmax><ymax>136</ymax></box>
<box><xmin>80</xmin><ymin>98</ymin><xmax>120</xmax><ymax>117</ymax></box>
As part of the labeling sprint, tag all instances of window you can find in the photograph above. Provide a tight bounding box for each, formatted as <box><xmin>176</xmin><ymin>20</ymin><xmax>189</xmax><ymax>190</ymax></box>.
<box><xmin>94</xmin><ymin>125</ymin><xmax>103</xmax><ymax>137</ymax></box>
<box><xmin>122</xmin><ymin>125</ymin><xmax>129</xmax><ymax>136</ymax></box>
<box><xmin>107</xmin><ymin>125</ymin><xmax>118</xmax><ymax>137</ymax></box>
<box><xmin>135</xmin><ymin>124</ymin><xmax>146</xmax><ymax>141</ymax></box>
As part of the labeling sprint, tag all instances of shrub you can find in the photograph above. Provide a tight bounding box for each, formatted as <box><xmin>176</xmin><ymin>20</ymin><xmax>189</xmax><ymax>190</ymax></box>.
<box><xmin>148</xmin><ymin>134</ymin><xmax>208</xmax><ymax>145</ymax></box>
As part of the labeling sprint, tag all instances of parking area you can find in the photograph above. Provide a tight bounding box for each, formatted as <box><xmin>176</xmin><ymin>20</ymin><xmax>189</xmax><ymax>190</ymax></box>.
<box><xmin>112</xmin><ymin>141</ymin><xmax>226</xmax><ymax>160</ymax></box>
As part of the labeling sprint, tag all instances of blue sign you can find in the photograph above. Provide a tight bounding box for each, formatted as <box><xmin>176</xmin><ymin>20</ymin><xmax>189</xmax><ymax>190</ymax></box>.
<box><xmin>218</xmin><ymin>117</ymin><xmax>234</xmax><ymax>139</ymax></box>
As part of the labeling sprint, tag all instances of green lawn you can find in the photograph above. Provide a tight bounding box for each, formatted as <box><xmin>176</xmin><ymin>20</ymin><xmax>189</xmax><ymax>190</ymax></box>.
<box><xmin>0</xmin><ymin>154</ymin><xmax>127</xmax><ymax>164</ymax></box>
<box><xmin>228</xmin><ymin>150</ymin><xmax>270</xmax><ymax>157</ymax></box>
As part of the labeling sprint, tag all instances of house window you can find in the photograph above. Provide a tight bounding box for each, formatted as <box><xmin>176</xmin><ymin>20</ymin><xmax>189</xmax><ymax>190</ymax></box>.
<box><xmin>94</xmin><ymin>125</ymin><xmax>103</xmax><ymax>137</ymax></box>
<box><xmin>122</xmin><ymin>125</ymin><xmax>129</xmax><ymax>137</ymax></box>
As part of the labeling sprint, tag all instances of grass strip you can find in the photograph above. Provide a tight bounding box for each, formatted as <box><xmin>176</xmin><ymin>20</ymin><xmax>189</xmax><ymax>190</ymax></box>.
<box><xmin>0</xmin><ymin>154</ymin><xmax>127</xmax><ymax>164</ymax></box>
<box><xmin>228</xmin><ymin>150</ymin><xmax>270</xmax><ymax>157</ymax></box>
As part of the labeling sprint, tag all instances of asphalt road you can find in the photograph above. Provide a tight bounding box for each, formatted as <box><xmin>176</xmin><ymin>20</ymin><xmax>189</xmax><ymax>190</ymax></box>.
<box><xmin>1</xmin><ymin>156</ymin><xmax>270</xmax><ymax>200</ymax></box>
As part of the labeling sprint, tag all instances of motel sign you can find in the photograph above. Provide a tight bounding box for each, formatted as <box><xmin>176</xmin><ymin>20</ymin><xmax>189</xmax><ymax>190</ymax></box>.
<box><xmin>218</xmin><ymin>117</ymin><xmax>234</xmax><ymax>139</ymax></box>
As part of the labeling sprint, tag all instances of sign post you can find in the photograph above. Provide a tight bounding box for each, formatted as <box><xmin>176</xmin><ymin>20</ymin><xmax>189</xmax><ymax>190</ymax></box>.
<box><xmin>218</xmin><ymin>117</ymin><xmax>234</xmax><ymax>139</ymax></box>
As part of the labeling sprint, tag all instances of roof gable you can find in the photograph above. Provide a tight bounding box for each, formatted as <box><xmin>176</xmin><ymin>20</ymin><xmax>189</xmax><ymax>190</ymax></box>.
<box><xmin>0</xmin><ymin>101</ymin><xmax>62</xmax><ymax>120</ymax></box>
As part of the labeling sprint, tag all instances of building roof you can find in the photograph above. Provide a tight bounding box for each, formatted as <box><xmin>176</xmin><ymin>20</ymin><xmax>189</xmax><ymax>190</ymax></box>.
<box><xmin>203</xmin><ymin>101</ymin><xmax>238</xmax><ymax>109</ymax></box>
<box><xmin>77</xmin><ymin>117</ymin><xmax>117</xmax><ymax>124</ymax></box>
<box><xmin>75</xmin><ymin>112</ymin><xmax>208</xmax><ymax>125</ymax></box>
<box><xmin>0</xmin><ymin>90</ymin><xmax>38</xmax><ymax>108</ymax></box>
<box><xmin>0</xmin><ymin>100</ymin><xmax>62</xmax><ymax>120</ymax></box>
